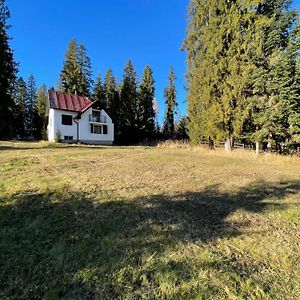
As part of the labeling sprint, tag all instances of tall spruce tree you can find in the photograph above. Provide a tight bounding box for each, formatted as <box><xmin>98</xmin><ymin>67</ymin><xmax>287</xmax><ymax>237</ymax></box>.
<box><xmin>288</xmin><ymin>24</ymin><xmax>300</xmax><ymax>145</ymax></box>
<box><xmin>59</xmin><ymin>39</ymin><xmax>92</xmax><ymax>96</ymax></box>
<box><xmin>163</xmin><ymin>67</ymin><xmax>177</xmax><ymax>138</ymax></box>
<box><xmin>14</xmin><ymin>77</ymin><xmax>27</xmax><ymax>138</ymax></box>
<box><xmin>176</xmin><ymin>117</ymin><xmax>189</xmax><ymax>140</ymax></box>
<box><xmin>93</xmin><ymin>73</ymin><xmax>105</xmax><ymax>103</ymax></box>
<box><xmin>78</xmin><ymin>44</ymin><xmax>93</xmax><ymax>96</ymax></box>
<box><xmin>25</xmin><ymin>74</ymin><xmax>37</xmax><ymax>137</ymax></box>
<box><xmin>184</xmin><ymin>0</ymin><xmax>267</xmax><ymax>150</ymax></box>
<box><xmin>119</xmin><ymin>60</ymin><xmax>139</xmax><ymax>144</ymax></box>
<box><xmin>59</xmin><ymin>39</ymin><xmax>81</xmax><ymax>94</ymax></box>
<box><xmin>103</xmin><ymin>69</ymin><xmax>120</xmax><ymax>138</ymax></box>
<box><xmin>34</xmin><ymin>84</ymin><xmax>47</xmax><ymax>139</ymax></box>
<box><xmin>138</xmin><ymin>65</ymin><xmax>156</xmax><ymax>140</ymax></box>
<box><xmin>0</xmin><ymin>0</ymin><xmax>17</xmax><ymax>139</ymax></box>
<box><xmin>248</xmin><ymin>0</ymin><xmax>299</xmax><ymax>151</ymax></box>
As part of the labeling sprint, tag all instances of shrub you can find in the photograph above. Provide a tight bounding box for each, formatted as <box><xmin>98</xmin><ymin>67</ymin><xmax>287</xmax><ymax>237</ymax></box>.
<box><xmin>41</xmin><ymin>128</ymin><xmax>47</xmax><ymax>141</ymax></box>
<box><xmin>55</xmin><ymin>131</ymin><xmax>61</xmax><ymax>143</ymax></box>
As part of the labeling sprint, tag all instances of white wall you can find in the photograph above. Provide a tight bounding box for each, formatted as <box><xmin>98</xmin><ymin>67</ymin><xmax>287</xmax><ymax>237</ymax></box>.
<box><xmin>47</xmin><ymin>108</ymin><xmax>114</xmax><ymax>144</ymax></box>
<box><xmin>47</xmin><ymin>109</ymin><xmax>78</xmax><ymax>141</ymax></box>
<box><xmin>80</xmin><ymin>107</ymin><xmax>114</xmax><ymax>143</ymax></box>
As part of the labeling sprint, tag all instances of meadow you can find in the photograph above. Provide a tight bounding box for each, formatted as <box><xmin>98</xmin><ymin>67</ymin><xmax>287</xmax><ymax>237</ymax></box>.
<box><xmin>0</xmin><ymin>141</ymin><xmax>300</xmax><ymax>299</ymax></box>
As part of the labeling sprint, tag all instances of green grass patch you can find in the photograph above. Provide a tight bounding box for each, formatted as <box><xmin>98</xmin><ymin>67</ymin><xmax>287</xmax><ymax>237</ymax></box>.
<box><xmin>0</xmin><ymin>142</ymin><xmax>300</xmax><ymax>299</ymax></box>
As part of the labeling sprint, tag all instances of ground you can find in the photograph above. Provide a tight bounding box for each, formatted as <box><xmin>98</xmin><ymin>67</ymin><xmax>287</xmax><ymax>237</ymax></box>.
<box><xmin>0</xmin><ymin>141</ymin><xmax>300</xmax><ymax>299</ymax></box>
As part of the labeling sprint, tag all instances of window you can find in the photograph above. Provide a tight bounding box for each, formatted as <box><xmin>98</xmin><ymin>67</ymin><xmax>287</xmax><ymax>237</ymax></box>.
<box><xmin>91</xmin><ymin>124</ymin><xmax>102</xmax><ymax>134</ymax></box>
<box><xmin>103</xmin><ymin>125</ymin><xmax>108</xmax><ymax>135</ymax></box>
<box><xmin>91</xmin><ymin>124</ymin><xmax>108</xmax><ymax>135</ymax></box>
<box><xmin>64</xmin><ymin>136</ymin><xmax>73</xmax><ymax>141</ymax></box>
<box><xmin>62</xmin><ymin>114</ymin><xmax>73</xmax><ymax>126</ymax></box>
<box><xmin>92</xmin><ymin>110</ymin><xmax>100</xmax><ymax>118</ymax></box>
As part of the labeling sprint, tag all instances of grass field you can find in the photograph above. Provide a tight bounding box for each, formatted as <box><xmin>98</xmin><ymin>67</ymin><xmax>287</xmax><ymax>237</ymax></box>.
<box><xmin>0</xmin><ymin>141</ymin><xmax>300</xmax><ymax>299</ymax></box>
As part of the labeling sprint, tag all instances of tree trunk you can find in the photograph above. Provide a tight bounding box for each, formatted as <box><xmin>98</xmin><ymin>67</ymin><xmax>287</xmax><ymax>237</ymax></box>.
<box><xmin>225</xmin><ymin>137</ymin><xmax>233</xmax><ymax>151</ymax></box>
<box><xmin>256</xmin><ymin>141</ymin><xmax>260</xmax><ymax>156</ymax></box>
<box><xmin>208</xmin><ymin>137</ymin><xmax>215</xmax><ymax>150</ymax></box>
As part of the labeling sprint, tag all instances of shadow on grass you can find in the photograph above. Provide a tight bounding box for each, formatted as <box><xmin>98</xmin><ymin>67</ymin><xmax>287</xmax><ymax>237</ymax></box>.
<box><xmin>0</xmin><ymin>180</ymin><xmax>299</xmax><ymax>299</ymax></box>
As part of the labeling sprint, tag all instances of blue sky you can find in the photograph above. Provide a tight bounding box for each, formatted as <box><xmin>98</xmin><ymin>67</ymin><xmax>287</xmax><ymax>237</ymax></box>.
<box><xmin>6</xmin><ymin>0</ymin><xmax>300</xmax><ymax>123</ymax></box>
<box><xmin>7</xmin><ymin>0</ymin><xmax>190</xmax><ymax>123</ymax></box>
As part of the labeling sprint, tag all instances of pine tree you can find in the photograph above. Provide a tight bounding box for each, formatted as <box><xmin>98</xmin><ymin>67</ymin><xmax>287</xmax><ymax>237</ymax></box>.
<box><xmin>183</xmin><ymin>0</ymin><xmax>217</xmax><ymax>145</ymax></box>
<box><xmin>289</xmin><ymin>27</ymin><xmax>300</xmax><ymax>145</ymax></box>
<box><xmin>153</xmin><ymin>97</ymin><xmax>161</xmax><ymax>139</ymax></box>
<box><xmin>248</xmin><ymin>0</ymin><xmax>298</xmax><ymax>151</ymax></box>
<box><xmin>184</xmin><ymin>0</ymin><xmax>279</xmax><ymax>150</ymax></box>
<box><xmin>102</xmin><ymin>69</ymin><xmax>120</xmax><ymax>141</ymax></box>
<box><xmin>78</xmin><ymin>44</ymin><xmax>93</xmax><ymax>96</ymax></box>
<box><xmin>104</xmin><ymin>69</ymin><xmax>119</xmax><ymax>119</ymax></box>
<box><xmin>34</xmin><ymin>84</ymin><xmax>47</xmax><ymax>139</ymax></box>
<box><xmin>59</xmin><ymin>39</ymin><xmax>92</xmax><ymax>96</ymax></box>
<box><xmin>14</xmin><ymin>77</ymin><xmax>27</xmax><ymax>138</ymax></box>
<box><xmin>163</xmin><ymin>67</ymin><xmax>177</xmax><ymax>138</ymax></box>
<box><xmin>138</xmin><ymin>65</ymin><xmax>156</xmax><ymax>141</ymax></box>
<box><xmin>176</xmin><ymin>117</ymin><xmax>189</xmax><ymax>140</ymax></box>
<box><xmin>119</xmin><ymin>60</ymin><xmax>139</xmax><ymax>144</ymax></box>
<box><xmin>59</xmin><ymin>39</ymin><xmax>80</xmax><ymax>94</ymax></box>
<box><xmin>35</xmin><ymin>84</ymin><xmax>47</xmax><ymax>117</ymax></box>
<box><xmin>25</xmin><ymin>74</ymin><xmax>37</xmax><ymax>137</ymax></box>
<box><xmin>93</xmin><ymin>73</ymin><xmax>105</xmax><ymax>103</ymax></box>
<box><xmin>0</xmin><ymin>0</ymin><xmax>17</xmax><ymax>139</ymax></box>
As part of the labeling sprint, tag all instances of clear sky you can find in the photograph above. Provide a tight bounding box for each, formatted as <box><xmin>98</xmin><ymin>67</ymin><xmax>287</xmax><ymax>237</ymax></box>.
<box><xmin>6</xmin><ymin>0</ymin><xmax>300</xmax><ymax>123</ymax></box>
<box><xmin>6</xmin><ymin>0</ymin><xmax>190</xmax><ymax>124</ymax></box>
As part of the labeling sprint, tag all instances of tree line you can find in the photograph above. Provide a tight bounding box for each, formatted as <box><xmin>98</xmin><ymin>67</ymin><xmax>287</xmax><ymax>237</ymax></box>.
<box><xmin>184</xmin><ymin>0</ymin><xmax>300</xmax><ymax>152</ymax></box>
<box><xmin>0</xmin><ymin>0</ymin><xmax>185</xmax><ymax>143</ymax></box>
<box><xmin>14</xmin><ymin>75</ymin><xmax>47</xmax><ymax>140</ymax></box>
<box><xmin>58</xmin><ymin>39</ymin><xmax>184</xmax><ymax>144</ymax></box>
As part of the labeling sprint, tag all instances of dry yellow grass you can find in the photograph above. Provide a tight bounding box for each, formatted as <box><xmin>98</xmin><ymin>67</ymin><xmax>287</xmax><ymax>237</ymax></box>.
<box><xmin>0</xmin><ymin>141</ymin><xmax>300</xmax><ymax>299</ymax></box>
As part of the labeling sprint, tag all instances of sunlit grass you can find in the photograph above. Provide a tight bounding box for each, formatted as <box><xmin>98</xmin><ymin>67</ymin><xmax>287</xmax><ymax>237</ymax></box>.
<box><xmin>0</xmin><ymin>141</ymin><xmax>299</xmax><ymax>299</ymax></box>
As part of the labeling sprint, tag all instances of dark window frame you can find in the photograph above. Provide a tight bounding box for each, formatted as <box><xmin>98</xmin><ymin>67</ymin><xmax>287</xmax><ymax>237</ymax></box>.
<box><xmin>91</xmin><ymin>124</ymin><xmax>102</xmax><ymax>134</ymax></box>
<box><xmin>92</xmin><ymin>110</ymin><xmax>101</xmax><ymax>118</ymax></box>
<box><xmin>64</xmin><ymin>136</ymin><xmax>73</xmax><ymax>141</ymax></box>
<box><xmin>62</xmin><ymin>114</ymin><xmax>73</xmax><ymax>126</ymax></box>
<box><xmin>103</xmin><ymin>125</ymin><xmax>108</xmax><ymax>135</ymax></box>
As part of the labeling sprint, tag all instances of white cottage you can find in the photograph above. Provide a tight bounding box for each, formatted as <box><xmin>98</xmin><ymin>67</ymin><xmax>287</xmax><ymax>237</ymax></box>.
<box><xmin>47</xmin><ymin>91</ymin><xmax>114</xmax><ymax>145</ymax></box>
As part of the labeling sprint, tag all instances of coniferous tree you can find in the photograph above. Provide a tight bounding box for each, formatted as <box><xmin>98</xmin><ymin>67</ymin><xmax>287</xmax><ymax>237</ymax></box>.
<box><xmin>35</xmin><ymin>84</ymin><xmax>47</xmax><ymax>117</ymax></box>
<box><xmin>103</xmin><ymin>69</ymin><xmax>120</xmax><ymax>140</ymax></box>
<box><xmin>163</xmin><ymin>67</ymin><xmax>177</xmax><ymax>139</ymax></box>
<box><xmin>119</xmin><ymin>60</ymin><xmax>139</xmax><ymax>144</ymax></box>
<box><xmin>248</xmin><ymin>0</ymin><xmax>299</xmax><ymax>151</ymax></box>
<box><xmin>138</xmin><ymin>65</ymin><xmax>156</xmax><ymax>141</ymax></box>
<box><xmin>59</xmin><ymin>39</ymin><xmax>92</xmax><ymax>96</ymax></box>
<box><xmin>0</xmin><ymin>0</ymin><xmax>17</xmax><ymax>139</ymax></box>
<box><xmin>104</xmin><ymin>69</ymin><xmax>119</xmax><ymax>119</ymax></box>
<box><xmin>78</xmin><ymin>44</ymin><xmax>93</xmax><ymax>96</ymax></box>
<box><xmin>176</xmin><ymin>117</ymin><xmax>189</xmax><ymax>140</ymax></box>
<box><xmin>153</xmin><ymin>97</ymin><xmax>160</xmax><ymax>138</ymax></box>
<box><xmin>93</xmin><ymin>73</ymin><xmax>105</xmax><ymax>103</ymax></box>
<box><xmin>289</xmin><ymin>29</ymin><xmax>300</xmax><ymax>146</ymax></box>
<box><xmin>14</xmin><ymin>77</ymin><xmax>27</xmax><ymax>138</ymax></box>
<box><xmin>184</xmin><ymin>0</ymin><xmax>266</xmax><ymax>150</ymax></box>
<box><xmin>183</xmin><ymin>0</ymin><xmax>300</xmax><ymax>152</ymax></box>
<box><xmin>25</xmin><ymin>74</ymin><xmax>37</xmax><ymax>138</ymax></box>
<box><xmin>34</xmin><ymin>84</ymin><xmax>47</xmax><ymax>139</ymax></box>
<box><xmin>59</xmin><ymin>39</ymin><xmax>81</xmax><ymax>94</ymax></box>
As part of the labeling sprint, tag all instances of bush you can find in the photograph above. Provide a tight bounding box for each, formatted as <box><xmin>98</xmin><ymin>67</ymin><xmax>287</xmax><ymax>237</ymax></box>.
<box><xmin>41</xmin><ymin>128</ymin><xmax>47</xmax><ymax>141</ymax></box>
<box><xmin>55</xmin><ymin>131</ymin><xmax>61</xmax><ymax>143</ymax></box>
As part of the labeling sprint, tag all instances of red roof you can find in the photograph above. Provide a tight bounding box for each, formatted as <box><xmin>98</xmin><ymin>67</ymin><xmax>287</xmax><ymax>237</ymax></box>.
<box><xmin>48</xmin><ymin>91</ymin><xmax>92</xmax><ymax>112</ymax></box>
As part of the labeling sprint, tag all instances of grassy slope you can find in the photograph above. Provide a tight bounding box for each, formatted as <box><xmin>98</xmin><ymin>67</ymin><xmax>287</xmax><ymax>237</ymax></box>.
<box><xmin>0</xmin><ymin>142</ymin><xmax>300</xmax><ymax>299</ymax></box>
